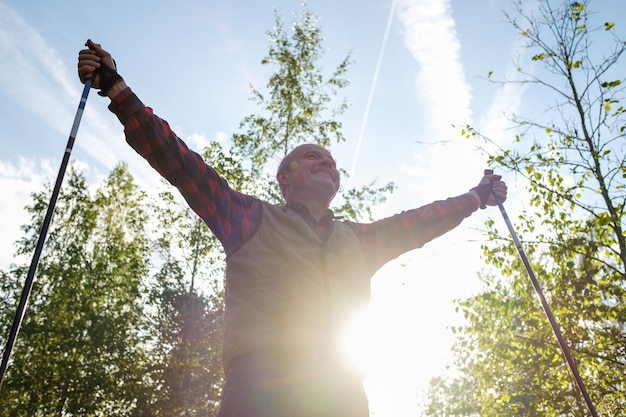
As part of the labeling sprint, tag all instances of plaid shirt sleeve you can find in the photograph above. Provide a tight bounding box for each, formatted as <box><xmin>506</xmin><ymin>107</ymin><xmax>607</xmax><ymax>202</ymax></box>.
<box><xmin>108</xmin><ymin>87</ymin><xmax>261</xmax><ymax>256</ymax></box>
<box><xmin>347</xmin><ymin>194</ymin><xmax>479</xmax><ymax>272</ymax></box>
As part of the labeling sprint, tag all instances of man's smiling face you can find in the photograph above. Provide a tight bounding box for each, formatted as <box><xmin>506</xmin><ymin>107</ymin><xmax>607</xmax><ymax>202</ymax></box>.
<box><xmin>277</xmin><ymin>144</ymin><xmax>340</xmax><ymax>204</ymax></box>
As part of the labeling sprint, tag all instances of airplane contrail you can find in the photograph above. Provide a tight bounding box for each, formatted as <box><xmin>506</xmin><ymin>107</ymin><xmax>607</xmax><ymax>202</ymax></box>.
<box><xmin>347</xmin><ymin>0</ymin><xmax>398</xmax><ymax>187</ymax></box>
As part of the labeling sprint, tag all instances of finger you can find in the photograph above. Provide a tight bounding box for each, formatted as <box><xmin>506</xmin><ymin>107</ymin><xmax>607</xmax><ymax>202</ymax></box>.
<box><xmin>79</xmin><ymin>46</ymin><xmax>101</xmax><ymax>60</ymax></box>
<box><xmin>495</xmin><ymin>183</ymin><xmax>507</xmax><ymax>192</ymax></box>
<box><xmin>479</xmin><ymin>175</ymin><xmax>500</xmax><ymax>186</ymax></box>
<box><xmin>85</xmin><ymin>39</ymin><xmax>102</xmax><ymax>52</ymax></box>
<box><xmin>79</xmin><ymin>48</ymin><xmax>98</xmax><ymax>56</ymax></box>
<box><xmin>78</xmin><ymin>59</ymin><xmax>100</xmax><ymax>69</ymax></box>
<box><xmin>78</xmin><ymin>68</ymin><xmax>96</xmax><ymax>83</ymax></box>
<box><xmin>85</xmin><ymin>39</ymin><xmax>118</xmax><ymax>72</ymax></box>
<box><xmin>77</xmin><ymin>62</ymin><xmax>100</xmax><ymax>84</ymax></box>
<box><xmin>77</xmin><ymin>60</ymin><xmax>99</xmax><ymax>81</ymax></box>
<box><xmin>79</xmin><ymin>48</ymin><xmax>99</xmax><ymax>57</ymax></box>
<box><xmin>85</xmin><ymin>40</ymin><xmax>111</xmax><ymax>60</ymax></box>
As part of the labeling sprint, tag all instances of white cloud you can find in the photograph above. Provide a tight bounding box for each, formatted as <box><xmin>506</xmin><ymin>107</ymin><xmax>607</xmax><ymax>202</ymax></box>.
<box><xmin>0</xmin><ymin>158</ymin><xmax>56</xmax><ymax>268</ymax></box>
<box><xmin>0</xmin><ymin>3</ymin><xmax>162</xmax><ymax>182</ymax></box>
<box><xmin>478</xmin><ymin>44</ymin><xmax>529</xmax><ymax>153</ymax></box>
<box><xmin>0</xmin><ymin>5</ymin><xmax>78</xmax><ymax>136</ymax></box>
<box><xmin>395</xmin><ymin>0</ymin><xmax>473</xmax><ymax>135</ymax></box>
<box><xmin>393</xmin><ymin>0</ymin><xmax>531</xmax><ymax>196</ymax></box>
<box><xmin>0</xmin><ymin>4</ymin><xmax>165</xmax><ymax>268</ymax></box>
<box><xmin>394</xmin><ymin>0</ymin><xmax>481</xmax><ymax>201</ymax></box>
<box><xmin>187</xmin><ymin>133</ymin><xmax>210</xmax><ymax>150</ymax></box>
<box><xmin>364</xmin><ymin>3</ymin><xmax>490</xmax><ymax>413</ymax></box>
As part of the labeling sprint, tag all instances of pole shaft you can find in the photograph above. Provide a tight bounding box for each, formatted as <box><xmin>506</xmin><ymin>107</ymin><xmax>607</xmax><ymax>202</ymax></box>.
<box><xmin>494</xmin><ymin>197</ymin><xmax>599</xmax><ymax>417</ymax></box>
<box><xmin>0</xmin><ymin>79</ymin><xmax>92</xmax><ymax>390</ymax></box>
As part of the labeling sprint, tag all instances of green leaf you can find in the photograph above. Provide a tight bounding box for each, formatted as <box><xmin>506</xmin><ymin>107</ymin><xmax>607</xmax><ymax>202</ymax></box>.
<box><xmin>601</xmin><ymin>80</ymin><xmax>621</xmax><ymax>88</ymax></box>
<box><xmin>532</xmin><ymin>53</ymin><xmax>546</xmax><ymax>61</ymax></box>
<box><xmin>598</xmin><ymin>212</ymin><xmax>612</xmax><ymax>226</ymax></box>
<box><xmin>425</xmin><ymin>1</ymin><xmax>626</xmax><ymax>415</ymax></box>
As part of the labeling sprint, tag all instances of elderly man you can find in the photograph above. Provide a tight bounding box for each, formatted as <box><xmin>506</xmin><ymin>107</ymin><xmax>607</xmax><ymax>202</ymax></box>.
<box><xmin>78</xmin><ymin>40</ymin><xmax>507</xmax><ymax>417</ymax></box>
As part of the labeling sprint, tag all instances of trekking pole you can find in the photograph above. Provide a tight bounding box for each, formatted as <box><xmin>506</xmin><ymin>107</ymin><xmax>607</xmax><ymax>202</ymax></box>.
<box><xmin>485</xmin><ymin>169</ymin><xmax>599</xmax><ymax>417</ymax></box>
<box><xmin>0</xmin><ymin>78</ymin><xmax>93</xmax><ymax>391</ymax></box>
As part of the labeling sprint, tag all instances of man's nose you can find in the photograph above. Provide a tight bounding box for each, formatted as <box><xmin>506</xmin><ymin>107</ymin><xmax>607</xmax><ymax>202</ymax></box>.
<box><xmin>320</xmin><ymin>156</ymin><xmax>335</xmax><ymax>168</ymax></box>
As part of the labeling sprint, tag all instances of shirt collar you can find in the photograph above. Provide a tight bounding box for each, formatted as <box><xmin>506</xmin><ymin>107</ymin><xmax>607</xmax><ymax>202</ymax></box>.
<box><xmin>286</xmin><ymin>200</ymin><xmax>342</xmax><ymax>221</ymax></box>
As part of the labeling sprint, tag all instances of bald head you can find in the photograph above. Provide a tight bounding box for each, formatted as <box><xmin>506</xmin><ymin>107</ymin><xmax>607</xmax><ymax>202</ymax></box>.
<box><xmin>278</xmin><ymin>144</ymin><xmax>317</xmax><ymax>174</ymax></box>
<box><xmin>276</xmin><ymin>144</ymin><xmax>339</xmax><ymax>201</ymax></box>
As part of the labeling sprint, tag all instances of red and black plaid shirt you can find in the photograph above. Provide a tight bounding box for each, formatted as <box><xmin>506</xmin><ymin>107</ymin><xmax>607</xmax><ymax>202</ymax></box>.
<box><xmin>109</xmin><ymin>88</ymin><xmax>479</xmax><ymax>270</ymax></box>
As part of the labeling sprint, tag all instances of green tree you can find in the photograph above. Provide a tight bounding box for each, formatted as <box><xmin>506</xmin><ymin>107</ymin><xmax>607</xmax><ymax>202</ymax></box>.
<box><xmin>232</xmin><ymin>5</ymin><xmax>352</xmax><ymax>178</ymax></box>
<box><xmin>233</xmin><ymin>3</ymin><xmax>394</xmax><ymax>219</ymax></box>
<box><xmin>140</xmin><ymin>144</ymin><xmax>240</xmax><ymax>416</ymax></box>
<box><xmin>143</xmin><ymin>259</ymin><xmax>224</xmax><ymax>417</ymax></box>
<box><xmin>0</xmin><ymin>4</ymin><xmax>396</xmax><ymax>416</ymax></box>
<box><xmin>0</xmin><ymin>164</ymin><xmax>151</xmax><ymax>416</ymax></box>
<box><xmin>425</xmin><ymin>1</ymin><xmax>626</xmax><ymax>416</ymax></box>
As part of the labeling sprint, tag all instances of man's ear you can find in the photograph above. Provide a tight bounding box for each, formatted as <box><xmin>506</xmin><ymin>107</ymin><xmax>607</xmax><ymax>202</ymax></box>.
<box><xmin>276</xmin><ymin>171</ymin><xmax>289</xmax><ymax>187</ymax></box>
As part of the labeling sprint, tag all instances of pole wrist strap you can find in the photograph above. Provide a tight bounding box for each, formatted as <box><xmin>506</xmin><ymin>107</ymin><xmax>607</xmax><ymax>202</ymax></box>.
<box><xmin>97</xmin><ymin>61</ymin><xmax>123</xmax><ymax>97</ymax></box>
<box><xmin>470</xmin><ymin>182</ymin><xmax>492</xmax><ymax>209</ymax></box>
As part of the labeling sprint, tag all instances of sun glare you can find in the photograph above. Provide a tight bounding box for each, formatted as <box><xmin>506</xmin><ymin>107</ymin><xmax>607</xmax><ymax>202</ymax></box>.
<box><xmin>341</xmin><ymin>309</ymin><xmax>376</xmax><ymax>375</ymax></box>
<box><xmin>340</xmin><ymin>306</ymin><xmax>415</xmax><ymax>375</ymax></box>
<box><xmin>339</xmin><ymin>261</ymin><xmax>450</xmax><ymax>416</ymax></box>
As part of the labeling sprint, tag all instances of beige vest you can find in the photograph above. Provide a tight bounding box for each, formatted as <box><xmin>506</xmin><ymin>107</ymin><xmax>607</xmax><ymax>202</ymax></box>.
<box><xmin>223</xmin><ymin>203</ymin><xmax>372</xmax><ymax>371</ymax></box>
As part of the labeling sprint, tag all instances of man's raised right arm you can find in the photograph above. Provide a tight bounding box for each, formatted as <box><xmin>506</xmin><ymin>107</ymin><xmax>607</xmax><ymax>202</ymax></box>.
<box><xmin>77</xmin><ymin>40</ymin><xmax>261</xmax><ymax>255</ymax></box>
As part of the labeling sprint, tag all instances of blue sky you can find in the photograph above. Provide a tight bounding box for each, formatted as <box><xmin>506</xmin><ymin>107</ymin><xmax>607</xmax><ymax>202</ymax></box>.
<box><xmin>1</xmin><ymin>0</ymin><xmax>624</xmax><ymax>415</ymax></box>
<box><xmin>0</xmin><ymin>0</ymin><xmax>519</xmax><ymax>263</ymax></box>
